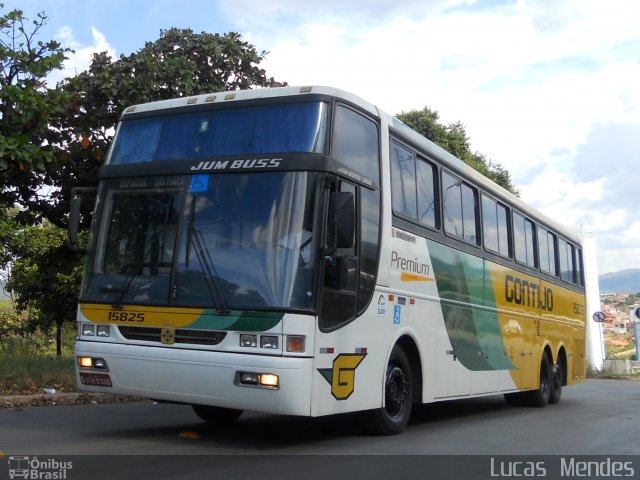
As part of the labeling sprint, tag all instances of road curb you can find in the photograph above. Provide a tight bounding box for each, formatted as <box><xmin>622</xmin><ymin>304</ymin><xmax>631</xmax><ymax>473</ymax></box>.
<box><xmin>0</xmin><ymin>393</ymin><xmax>144</xmax><ymax>409</ymax></box>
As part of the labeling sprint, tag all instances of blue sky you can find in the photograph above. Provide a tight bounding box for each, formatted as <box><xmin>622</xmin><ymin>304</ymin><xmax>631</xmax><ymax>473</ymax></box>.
<box><xmin>12</xmin><ymin>0</ymin><xmax>640</xmax><ymax>276</ymax></box>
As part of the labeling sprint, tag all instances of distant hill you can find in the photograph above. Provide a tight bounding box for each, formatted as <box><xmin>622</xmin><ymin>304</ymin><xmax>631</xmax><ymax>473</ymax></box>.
<box><xmin>599</xmin><ymin>269</ymin><xmax>640</xmax><ymax>294</ymax></box>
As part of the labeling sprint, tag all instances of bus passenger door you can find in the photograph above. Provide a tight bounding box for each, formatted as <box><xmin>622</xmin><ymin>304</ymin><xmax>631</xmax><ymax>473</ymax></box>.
<box><xmin>319</xmin><ymin>181</ymin><xmax>358</xmax><ymax>329</ymax></box>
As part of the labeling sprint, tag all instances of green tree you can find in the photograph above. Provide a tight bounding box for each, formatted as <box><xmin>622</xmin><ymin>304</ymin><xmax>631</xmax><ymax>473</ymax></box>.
<box><xmin>0</xmin><ymin>5</ymin><xmax>71</xmax><ymax>223</ymax></box>
<box><xmin>396</xmin><ymin>107</ymin><xmax>518</xmax><ymax>195</ymax></box>
<box><xmin>3</xmin><ymin>215</ymin><xmax>83</xmax><ymax>355</ymax></box>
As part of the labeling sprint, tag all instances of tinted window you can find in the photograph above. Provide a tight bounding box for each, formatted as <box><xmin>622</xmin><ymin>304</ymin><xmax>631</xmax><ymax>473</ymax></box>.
<box><xmin>514</xmin><ymin>212</ymin><xmax>536</xmax><ymax>268</ymax></box>
<box><xmin>559</xmin><ymin>239</ymin><xmax>576</xmax><ymax>283</ymax></box>
<box><xmin>538</xmin><ymin>227</ymin><xmax>557</xmax><ymax>275</ymax></box>
<box><xmin>333</xmin><ymin>105</ymin><xmax>380</xmax><ymax>184</ymax></box>
<box><xmin>443</xmin><ymin>171</ymin><xmax>478</xmax><ymax>244</ymax></box>
<box><xmin>109</xmin><ymin>102</ymin><xmax>329</xmax><ymax>164</ymax></box>
<box><xmin>358</xmin><ymin>187</ymin><xmax>380</xmax><ymax>313</ymax></box>
<box><xmin>416</xmin><ymin>159</ymin><xmax>437</xmax><ymax>228</ymax></box>
<box><xmin>482</xmin><ymin>195</ymin><xmax>510</xmax><ymax>257</ymax></box>
<box><xmin>577</xmin><ymin>248</ymin><xmax>584</xmax><ymax>286</ymax></box>
<box><xmin>461</xmin><ymin>184</ymin><xmax>477</xmax><ymax>244</ymax></box>
<box><xmin>390</xmin><ymin>142</ymin><xmax>417</xmax><ymax>219</ymax></box>
<box><xmin>496</xmin><ymin>203</ymin><xmax>510</xmax><ymax>257</ymax></box>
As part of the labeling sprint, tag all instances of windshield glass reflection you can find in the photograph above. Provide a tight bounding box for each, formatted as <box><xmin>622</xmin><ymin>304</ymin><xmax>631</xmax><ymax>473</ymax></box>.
<box><xmin>82</xmin><ymin>173</ymin><xmax>317</xmax><ymax>311</ymax></box>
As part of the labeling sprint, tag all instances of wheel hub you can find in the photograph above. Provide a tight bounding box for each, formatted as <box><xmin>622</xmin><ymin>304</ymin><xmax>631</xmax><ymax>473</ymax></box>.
<box><xmin>386</xmin><ymin>365</ymin><xmax>407</xmax><ymax>417</ymax></box>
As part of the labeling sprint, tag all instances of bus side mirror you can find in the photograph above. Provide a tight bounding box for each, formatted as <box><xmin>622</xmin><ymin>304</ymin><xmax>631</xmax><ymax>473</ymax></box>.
<box><xmin>67</xmin><ymin>188</ymin><xmax>96</xmax><ymax>253</ymax></box>
<box><xmin>323</xmin><ymin>191</ymin><xmax>354</xmax><ymax>256</ymax></box>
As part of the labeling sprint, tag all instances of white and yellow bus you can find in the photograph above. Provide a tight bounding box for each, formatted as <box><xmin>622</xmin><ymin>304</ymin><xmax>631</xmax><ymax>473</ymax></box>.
<box><xmin>69</xmin><ymin>86</ymin><xmax>586</xmax><ymax>435</ymax></box>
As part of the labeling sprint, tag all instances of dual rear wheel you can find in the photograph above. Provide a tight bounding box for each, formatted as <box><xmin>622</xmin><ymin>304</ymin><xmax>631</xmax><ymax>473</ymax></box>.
<box><xmin>504</xmin><ymin>354</ymin><xmax>562</xmax><ymax>408</ymax></box>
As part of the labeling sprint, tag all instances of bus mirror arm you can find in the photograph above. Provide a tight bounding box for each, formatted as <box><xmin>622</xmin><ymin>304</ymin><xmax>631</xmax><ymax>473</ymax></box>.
<box><xmin>67</xmin><ymin>187</ymin><xmax>97</xmax><ymax>253</ymax></box>
<box><xmin>322</xmin><ymin>190</ymin><xmax>355</xmax><ymax>256</ymax></box>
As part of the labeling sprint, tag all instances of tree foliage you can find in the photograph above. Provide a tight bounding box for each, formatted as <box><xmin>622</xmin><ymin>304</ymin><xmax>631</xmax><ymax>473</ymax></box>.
<box><xmin>396</xmin><ymin>107</ymin><xmax>518</xmax><ymax>195</ymax></box>
<box><xmin>2</xmin><ymin>210</ymin><xmax>83</xmax><ymax>355</ymax></box>
<box><xmin>0</xmin><ymin>4</ymin><xmax>71</xmax><ymax>224</ymax></box>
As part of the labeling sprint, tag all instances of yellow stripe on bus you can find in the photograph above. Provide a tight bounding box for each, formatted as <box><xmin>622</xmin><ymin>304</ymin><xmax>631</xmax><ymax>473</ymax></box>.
<box><xmin>80</xmin><ymin>303</ymin><xmax>204</xmax><ymax>328</ymax></box>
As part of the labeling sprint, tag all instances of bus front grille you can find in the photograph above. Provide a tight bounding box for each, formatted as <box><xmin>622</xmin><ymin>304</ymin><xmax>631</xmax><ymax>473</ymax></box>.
<box><xmin>118</xmin><ymin>326</ymin><xmax>227</xmax><ymax>345</ymax></box>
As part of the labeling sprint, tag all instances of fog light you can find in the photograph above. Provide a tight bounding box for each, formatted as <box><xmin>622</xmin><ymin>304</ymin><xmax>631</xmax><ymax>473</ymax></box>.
<box><xmin>239</xmin><ymin>334</ymin><xmax>257</xmax><ymax>348</ymax></box>
<box><xmin>286</xmin><ymin>335</ymin><xmax>305</xmax><ymax>353</ymax></box>
<box><xmin>240</xmin><ymin>372</ymin><xmax>258</xmax><ymax>385</ymax></box>
<box><xmin>82</xmin><ymin>324</ymin><xmax>95</xmax><ymax>336</ymax></box>
<box><xmin>96</xmin><ymin>325</ymin><xmax>110</xmax><ymax>337</ymax></box>
<box><xmin>259</xmin><ymin>373</ymin><xmax>279</xmax><ymax>388</ymax></box>
<box><xmin>260</xmin><ymin>335</ymin><xmax>279</xmax><ymax>349</ymax></box>
<box><xmin>93</xmin><ymin>358</ymin><xmax>108</xmax><ymax>370</ymax></box>
<box><xmin>78</xmin><ymin>357</ymin><xmax>93</xmax><ymax>368</ymax></box>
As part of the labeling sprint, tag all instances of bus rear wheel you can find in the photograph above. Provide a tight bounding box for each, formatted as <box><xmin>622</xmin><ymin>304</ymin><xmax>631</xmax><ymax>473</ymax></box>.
<box><xmin>526</xmin><ymin>354</ymin><xmax>552</xmax><ymax>408</ymax></box>
<box><xmin>192</xmin><ymin>404</ymin><xmax>243</xmax><ymax>425</ymax></box>
<box><xmin>366</xmin><ymin>345</ymin><xmax>413</xmax><ymax>435</ymax></box>
<box><xmin>549</xmin><ymin>360</ymin><xmax>563</xmax><ymax>405</ymax></box>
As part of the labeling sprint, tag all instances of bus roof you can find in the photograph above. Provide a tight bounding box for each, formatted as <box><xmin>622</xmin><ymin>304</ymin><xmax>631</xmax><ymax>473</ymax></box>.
<box><xmin>120</xmin><ymin>85</ymin><xmax>581</xmax><ymax>246</ymax></box>
<box><xmin>120</xmin><ymin>85</ymin><xmax>380</xmax><ymax>118</ymax></box>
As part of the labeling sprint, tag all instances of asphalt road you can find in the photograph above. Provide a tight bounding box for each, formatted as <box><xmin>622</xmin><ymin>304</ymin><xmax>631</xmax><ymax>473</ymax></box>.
<box><xmin>1</xmin><ymin>379</ymin><xmax>639</xmax><ymax>479</ymax></box>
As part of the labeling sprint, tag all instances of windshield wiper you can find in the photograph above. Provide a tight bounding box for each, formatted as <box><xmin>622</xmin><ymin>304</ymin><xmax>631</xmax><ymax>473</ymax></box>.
<box><xmin>188</xmin><ymin>229</ymin><xmax>230</xmax><ymax>315</ymax></box>
<box><xmin>106</xmin><ymin>261</ymin><xmax>172</xmax><ymax>309</ymax></box>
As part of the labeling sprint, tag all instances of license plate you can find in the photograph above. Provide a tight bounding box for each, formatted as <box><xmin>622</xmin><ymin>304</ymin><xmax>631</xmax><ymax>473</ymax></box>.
<box><xmin>79</xmin><ymin>372</ymin><xmax>113</xmax><ymax>387</ymax></box>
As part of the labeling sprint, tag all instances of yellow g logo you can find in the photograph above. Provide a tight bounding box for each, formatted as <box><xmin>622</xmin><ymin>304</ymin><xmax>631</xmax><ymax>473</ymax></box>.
<box><xmin>318</xmin><ymin>353</ymin><xmax>367</xmax><ymax>400</ymax></box>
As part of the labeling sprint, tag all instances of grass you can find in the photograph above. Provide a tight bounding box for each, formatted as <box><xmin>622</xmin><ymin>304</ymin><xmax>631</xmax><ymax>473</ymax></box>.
<box><xmin>0</xmin><ymin>326</ymin><xmax>77</xmax><ymax>396</ymax></box>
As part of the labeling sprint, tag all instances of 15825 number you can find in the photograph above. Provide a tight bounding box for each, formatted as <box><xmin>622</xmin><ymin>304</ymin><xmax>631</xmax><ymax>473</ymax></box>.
<box><xmin>107</xmin><ymin>311</ymin><xmax>145</xmax><ymax>322</ymax></box>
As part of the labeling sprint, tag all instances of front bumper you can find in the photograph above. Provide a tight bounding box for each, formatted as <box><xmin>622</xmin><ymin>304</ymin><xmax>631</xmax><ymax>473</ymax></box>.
<box><xmin>75</xmin><ymin>340</ymin><xmax>313</xmax><ymax>416</ymax></box>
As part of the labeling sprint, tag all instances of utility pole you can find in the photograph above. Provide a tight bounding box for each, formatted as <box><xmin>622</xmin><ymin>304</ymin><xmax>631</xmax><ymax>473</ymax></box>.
<box><xmin>634</xmin><ymin>307</ymin><xmax>640</xmax><ymax>361</ymax></box>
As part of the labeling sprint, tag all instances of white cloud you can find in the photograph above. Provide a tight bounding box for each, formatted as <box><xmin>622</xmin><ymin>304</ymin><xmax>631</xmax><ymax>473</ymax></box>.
<box><xmin>240</xmin><ymin>0</ymin><xmax>640</xmax><ymax>275</ymax></box>
<box><xmin>48</xmin><ymin>26</ymin><xmax>116</xmax><ymax>86</ymax></box>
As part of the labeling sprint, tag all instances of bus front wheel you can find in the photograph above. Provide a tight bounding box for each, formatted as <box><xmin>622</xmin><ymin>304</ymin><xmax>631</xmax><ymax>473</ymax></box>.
<box><xmin>366</xmin><ymin>345</ymin><xmax>413</xmax><ymax>435</ymax></box>
<box><xmin>192</xmin><ymin>404</ymin><xmax>243</xmax><ymax>425</ymax></box>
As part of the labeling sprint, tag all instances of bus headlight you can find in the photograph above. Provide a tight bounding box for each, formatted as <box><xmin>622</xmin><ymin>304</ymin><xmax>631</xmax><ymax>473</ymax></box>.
<box><xmin>239</xmin><ymin>334</ymin><xmax>257</xmax><ymax>348</ymax></box>
<box><xmin>96</xmin><ymin>325</ymin><xmax>111</xmax><ymax>337</ymax></box>
<box><xmin>260</xmin><ymin>335</ymin><xmax>279</xmax><ymax>349</ymax></box>
<box><xmin>81</xmin><ymin>324</ymin><xmax>95</xmax><ymax>336</ymax></box>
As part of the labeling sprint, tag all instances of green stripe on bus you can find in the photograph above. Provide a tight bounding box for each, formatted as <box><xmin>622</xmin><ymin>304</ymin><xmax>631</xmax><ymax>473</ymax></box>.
<box><xmin>189</xmin><ymin>310</ymin><xmax>283</xmax><ymax>331</ymax></box>
<box><xmin>428</xmin><ymin>240</ymin><xmax>514</xmax><ymax>371</ymax></box>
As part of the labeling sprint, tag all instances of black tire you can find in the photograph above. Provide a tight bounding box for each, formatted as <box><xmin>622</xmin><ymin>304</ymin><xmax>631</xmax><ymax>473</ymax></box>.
<box><xmin>549</xmin><ymin>359</ymin><xmax>563</xmax><ymax>405</ymax></box>
<box><xmin>366</xmin><ymin>345</ymin><xmax>413</xmax><ymax>435</ymax></box>
<box><xmin>192</xmin><ymin>404</ymin><xmax>243</xmax><ymax>425</ymax></box>
<box><xmin>526</xmin><ymin>354</ymin><xmax>552</xmax><ymax>408</ymax></box>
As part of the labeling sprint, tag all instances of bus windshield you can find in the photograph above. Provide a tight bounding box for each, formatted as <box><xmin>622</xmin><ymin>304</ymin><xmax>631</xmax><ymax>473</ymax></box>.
<box><xmin>82</xmin><ymin>172</ymin><xmax>318</xmax><ymax>311</ymax></box>
<box><xmin>108</xmin><ymin>101</ymin><xmax>328</xmax><ymax>164</ymax></box>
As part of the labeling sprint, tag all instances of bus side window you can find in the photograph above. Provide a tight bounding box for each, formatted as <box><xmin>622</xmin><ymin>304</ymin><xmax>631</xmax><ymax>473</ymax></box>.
<box><xmin>538</xmin><ymin>227</ymin><xmax>558</xmax><ymax>276</ymax></box>
<box><xmin>333</xmin><ymin>105</ymin><xmax>380</xmax><ymax>185</ymax></box>
<box><xmin>482</xmin><ymin>195</ymin><xmax>511</xmax><ymax>258</ymax></box>
<box><xmin>443</xmin><ymin>171</ymin><xmax>478</xmax><ymax>245</ymax></box>
<box><xmin>514</xmin><ymin>211</ymin><xmax>536</xmax><ymax>268</ymax></box>
<box><xmin>559</xmin><ymin>238</ymin><xmax>576</xmax><ymax>283</ymax></box>
<box><xmin>390</xmin><ymin>142</ymin><xmax>417</xmax><ymax>219</ymax></box>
